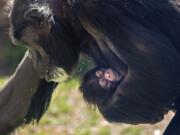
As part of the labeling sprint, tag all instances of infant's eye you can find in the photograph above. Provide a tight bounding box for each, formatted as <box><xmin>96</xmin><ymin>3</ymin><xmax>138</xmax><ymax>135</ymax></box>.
<box><xmin>104</xmin><ymin>69</ymin><xmax>120</xmax><ymax>82</ymax></box>
<box><xmin>104</xmin><ymin>71</ymin><xmax>111</xmax><ymax>79</ymax></box>
<box><xmin>104</xmin><ymin>71</ymin><xmax>114</xmax><ymax>82</ymax></box>
<box><xmin>96</xmin><ymin>70</ymin><xmax>104</xmax><ymax>77</ymax></box>
<box><xmin>99</xmin><ymin>79</ymin><xmax>110</xmax><ymax>89</ymax></box>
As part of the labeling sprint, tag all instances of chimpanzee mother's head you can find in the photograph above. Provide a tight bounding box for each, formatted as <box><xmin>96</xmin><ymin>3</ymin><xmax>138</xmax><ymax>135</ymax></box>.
<box><xmin>10</xmin><ymin>0</ymin><xmax>84</xmax><ymax>72</ymax></box>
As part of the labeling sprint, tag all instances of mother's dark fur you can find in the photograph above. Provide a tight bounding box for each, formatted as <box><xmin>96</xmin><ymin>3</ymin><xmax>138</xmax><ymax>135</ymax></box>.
<box><xmin>10</xmin><ymin>0</ymin><xmax>180</xmax><ymax>135</ymax></box>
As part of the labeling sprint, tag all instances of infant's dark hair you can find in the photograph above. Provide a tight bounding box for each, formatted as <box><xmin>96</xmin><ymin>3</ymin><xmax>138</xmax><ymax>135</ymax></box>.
<box><xmin>80</xmin><ymin>67</ymin><xmax>118</xmax><ymax>105</ymax></box>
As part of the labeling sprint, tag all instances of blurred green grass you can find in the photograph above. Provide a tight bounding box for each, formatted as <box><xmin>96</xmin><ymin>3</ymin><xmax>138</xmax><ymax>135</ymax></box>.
<box><xmin>0</xmin><ymin>39</ymin><xmax>26</xmax><ymax>75</ymax></box>
<box><xmin>0</xmin><ymin>76</ymin><xmax>170</xmax><ymax>135</ymax></box>
<box><xmin>0</xmin><ymin>76</ymin><xmax>8</xmax><ymax>85</ymax></box>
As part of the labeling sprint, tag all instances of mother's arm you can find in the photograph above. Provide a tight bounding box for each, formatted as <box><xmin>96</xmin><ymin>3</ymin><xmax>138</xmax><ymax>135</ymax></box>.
<box><xmin>0</xmin><ymin>51</ymin><xmax>41</xmax><ymax>134</ymax></box>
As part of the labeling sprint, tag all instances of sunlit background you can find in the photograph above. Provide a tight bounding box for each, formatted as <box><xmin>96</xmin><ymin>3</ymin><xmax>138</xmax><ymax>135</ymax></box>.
<box><xmin>0</xmin><ymin>31</ymin><xmax>174</xmax><ymax>135</ymax></box>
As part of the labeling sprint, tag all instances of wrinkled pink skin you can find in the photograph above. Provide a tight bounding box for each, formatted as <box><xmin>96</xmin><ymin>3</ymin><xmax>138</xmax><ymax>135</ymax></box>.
<box><xmin>96</xmin><ymin>69</ymin><xmax>121</xmax><ymax>89</ymax></box>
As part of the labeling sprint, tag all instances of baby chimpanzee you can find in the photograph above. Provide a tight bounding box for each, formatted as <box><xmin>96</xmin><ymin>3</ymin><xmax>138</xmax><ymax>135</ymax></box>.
<box><xmin>80</xmin><ymin>67</ymin><xmax>122</xmax><ymax>105</ymax></box>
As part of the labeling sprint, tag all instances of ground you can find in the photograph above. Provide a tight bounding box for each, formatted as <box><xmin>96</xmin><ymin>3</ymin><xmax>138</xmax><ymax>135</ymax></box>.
<box><xmin>0</xmin><ymin>77</ymin><xmax>174</xmax><ymax>135</ymax></box>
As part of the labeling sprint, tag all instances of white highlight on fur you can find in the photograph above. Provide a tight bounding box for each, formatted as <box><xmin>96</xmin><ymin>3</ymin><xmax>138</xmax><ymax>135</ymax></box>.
<box><xmin>24</xmin><ymin>3</ymin><xmax>55</xmax><ymax>23</ymax></box>
<box><xmin>154</xmin><ymin>129</ymin><xmax>161</xmax><ymax>135</ymax></box>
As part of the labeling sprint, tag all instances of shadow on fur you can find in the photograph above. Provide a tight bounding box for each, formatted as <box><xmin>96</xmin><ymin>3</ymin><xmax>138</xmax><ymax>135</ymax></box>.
<box><xmin>25</xmin><ymin>79</ymin><xmax>58</xmax><ymax>124</ymax></box>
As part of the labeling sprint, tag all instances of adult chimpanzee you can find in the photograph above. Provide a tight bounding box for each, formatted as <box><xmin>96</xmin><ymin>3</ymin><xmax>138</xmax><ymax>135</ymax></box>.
<box><xmin>9</xmin><ymin>0</ymin><xmax>180</xmax><ymax>135</ymax></box>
